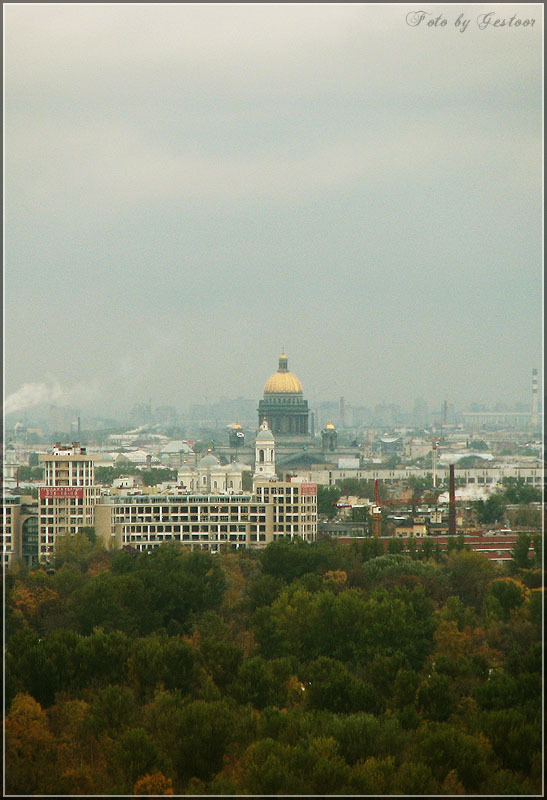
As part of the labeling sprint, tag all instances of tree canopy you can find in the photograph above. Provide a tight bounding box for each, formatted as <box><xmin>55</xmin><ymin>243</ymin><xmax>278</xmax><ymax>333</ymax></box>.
<box><xmin>4</xmin><ymin>536</ymin><xmax>542</xmax><ymax>796</ymax></box>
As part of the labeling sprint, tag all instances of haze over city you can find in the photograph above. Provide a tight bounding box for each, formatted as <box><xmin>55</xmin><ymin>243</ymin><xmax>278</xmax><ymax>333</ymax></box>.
<box><xmin>4</xmin><ymin>4</ymin><xmax>543</xmax><ymax>419</ymax></box>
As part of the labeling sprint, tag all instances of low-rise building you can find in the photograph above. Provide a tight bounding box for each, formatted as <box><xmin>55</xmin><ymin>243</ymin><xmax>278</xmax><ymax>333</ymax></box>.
<box><xmin>336</xmin><ymin>532</ymin><xmax>535</xmax><ymax>564</ymax></box>
<box><xmin>177</xmin><ymin>453</ymin><xmax>251</xmax><ymax>493</ymax></box>
<box><xmin>282</xmin><ymin>461</ymin><xmax>543</xmax><ymax>488</ymax></box>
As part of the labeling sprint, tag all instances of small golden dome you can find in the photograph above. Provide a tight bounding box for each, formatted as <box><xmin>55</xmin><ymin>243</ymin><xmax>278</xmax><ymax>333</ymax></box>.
<box><xmin>264</xmin><ymin>371</ymin><xmax>303</xmax><ymax>394</ymax></box>
<box><xmin>325</xmin><ymin>422</ymin><xmax>336</xmax><ymax>430</ymax></box>
<box><xmin>232</xmin><ymin>422</ymin><xmax>242</xmax><ymax>429</ymax></box>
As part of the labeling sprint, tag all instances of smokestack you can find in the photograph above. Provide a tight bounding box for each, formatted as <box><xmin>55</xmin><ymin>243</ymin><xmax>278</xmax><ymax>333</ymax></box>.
<box><xmin>77</xmin><ymin>416</ymin><xmax>81</xmax><ymax>434</ymax></box>
<box><xmin>340</xmin><ymin>397</ymin><xmax>345</xmax><ymax>427</ymax></box>
<box><xmin>531</xmin><ymin>369</ymin><xmax>539</xmax><ymax>428</ymax></box>
<box><xmin>443</xmin><ymin>400</ymin><xmax>448</xmax><ymax>424</ymax></box>
<box><xmin>372</xmin><ymin>479</ymin><xmax>382</xmax><ymax>537</ymax></box>
<box><xmin>449</xmin><ymin>464</ymin><xmax>456</xmax><ymax>537</ymax></box>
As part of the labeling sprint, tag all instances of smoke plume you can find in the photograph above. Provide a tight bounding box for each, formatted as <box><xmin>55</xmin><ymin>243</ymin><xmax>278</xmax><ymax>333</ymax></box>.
<box><xmin>4</xmin><ymin>381</ymin><xmax>66</xmax><ymax>415</ymax></box>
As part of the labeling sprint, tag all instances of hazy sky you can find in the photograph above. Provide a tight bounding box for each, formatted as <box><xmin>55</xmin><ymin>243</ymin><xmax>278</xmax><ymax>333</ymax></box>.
<box><xmin>4</xmin><ymin>3</ymin><xmax>543</xmax><ymax>417</ymax></box>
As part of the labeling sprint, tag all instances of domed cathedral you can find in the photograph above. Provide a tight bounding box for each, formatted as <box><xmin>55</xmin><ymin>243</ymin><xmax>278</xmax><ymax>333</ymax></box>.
<box><xmin>258</xmin><ymin>353</ymin><xmax>310</xmax><ymax>438</ymax></box>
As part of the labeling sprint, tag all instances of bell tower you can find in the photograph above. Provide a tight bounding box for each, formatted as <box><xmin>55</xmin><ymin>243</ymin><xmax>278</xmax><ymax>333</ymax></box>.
<box><xmin>254</xmin><ymin>419</ymin><xmax>276</xmax><ymax>481</ymax></box>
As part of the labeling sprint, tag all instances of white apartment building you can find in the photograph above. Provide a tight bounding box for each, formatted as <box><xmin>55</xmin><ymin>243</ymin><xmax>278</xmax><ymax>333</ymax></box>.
<box><xmin>94</xmin><ymin>480</ymin><xmax>317</xmax><ymax>553</ymax></box>
<box><xmin>38</xmin><ymin>443</ymin><xmax>100</xmax><ymax>560</ymax></box>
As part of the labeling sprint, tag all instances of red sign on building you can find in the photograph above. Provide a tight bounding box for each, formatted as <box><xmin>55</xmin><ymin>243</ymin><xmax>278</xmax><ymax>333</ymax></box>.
<box><xmin>300</xmin><ymin>483</ymin><xmax>317</xmax><ymax>495</ymax></box>
<box><xmin>40</xmin><ymin>487</ymin><xmax>84</xmax><ymax>499</ymax></box>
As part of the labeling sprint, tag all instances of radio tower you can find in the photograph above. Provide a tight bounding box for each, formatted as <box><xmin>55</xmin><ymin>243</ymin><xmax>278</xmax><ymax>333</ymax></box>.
<box><xmin>531</xmin><ymin>369</ymin><xmax>539</xmax><ymax>429</ymax></box>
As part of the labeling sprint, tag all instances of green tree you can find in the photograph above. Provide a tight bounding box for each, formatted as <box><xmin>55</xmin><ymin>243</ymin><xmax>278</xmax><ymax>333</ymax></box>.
<box><xmin>481</xmin><ymin>708</ymin><xmax>542</xmax><ymax>774</ymax></box>
<box><xmin>351</xmin><ymin>505</ymin><xmax>369</xmax><ymax>523</ymax></box>
<box><xmin>407</xmin><ymin>476</ymin><xmax>434</xmax><ymax>495</ymax></box>
<box><xmin>485</xmin><ymin>579</ymin><xmax>524</xmax><ymax>621</ymax></box>
<box><xmin>394</xmin><ymin>762</ymin><xmax>437</xmax><ymax>795</ymax></box>
<box><xmin>511</xmin><ymin>533</ymin><xmax>532</xmax><ymax>570</ymax></box>
<box><xmin>195</xmin><ymin>612</ymin><xmax>243</xmax><ymax>691</ymax></box>
<box><xmin>468</xmin><ymin>439</ymin><xmax>488</xmax><ymax>450</ymax></box>
<box><xmin>73</xmin><ymin>629</ymin><xmax>131</xmax><ymax>690</ymax></box>
<box><xmin>387</xmin><ymin>538</ymin><xmax>405</xmax><ymax>555</ymax></box>
<box><xmin>317</xmin><ymin>486</ymin><xmax>340</xmax><ymax>517</ymax></box>
<box><xmin>247</xmin><ymin>573</ymin><xmax>285</xmax><ymax>609</ymax></box>
<box><xmin>140</xmin><ymin>468</ymin><xmax>177</xmax><ymax>486</ymax></box>
<box><xmin>304</xmin><ymin>656</ymin><xmax>381</xmax><ymax>714</ymax></box>
<box><xmin>417</xmin><ymin>723</ymin><xmax>492</xmax><ymax>792</ymax></box>
<box><xmin>54</xmin><ymin>530</ymin><xmax>102</xmax><ymax>571</ymax></box>
<box><xmin>171</xmin><ymin>700</ymin><xmax>253</xmax><ymax>784</ymax></box>
<box><xmin>232</xmin><ymin>656</ymin><xmax>292</xmax><ymax>709</ymax></box>
<box><xmin>71</xmin><ymin>572</ymin><xmax>158</xmax><ymax>636</ymax></box>
<box><xmin>87</xmin><ymin>685</ymin><xmax>137</xmax><ymax>736</ymax></box>
<box><xmin>473</xmin><ymin>494</ymin><xmax>506</xmax><ymax>525</ymax></box>
<box><xmin>110</xmin><ymin>727</ymin><xmax>162</xmax><ymax>789</ymax></box>
<box><xmin>348</xmin><ymin>756</ymin><xmax>395</xmax><ymax>795</ymax></box>
<box><xmin>448</xmin><ymin>550</ymin><xmax>498</xmax><ymax>611</ymax></box>
<box><xmin>234</xmin><ymin>738</ymin><xmax>300</xmax><ymax>795</ymax></box>
<box><xmin>501</xmin><ymin>477</ymin><xmax>541</xmax><ymax>504</ymax></box>
<box><xmin>17</xmin><ymin>465</ymin><xmax>44</xmax><ymax>481</ymax></box>
<box><xmin>416</xmin><ymin>673</ymin><xmax>456</xmax><ymax>721</ymax></box>
<box><xmin>512</xmin><ymin>505</ymin><xmax>541</xmax><ymax>529</ymax></box>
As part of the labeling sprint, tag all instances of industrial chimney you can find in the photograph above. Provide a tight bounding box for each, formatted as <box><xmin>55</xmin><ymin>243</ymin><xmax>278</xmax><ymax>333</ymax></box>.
<box><xmin>448</xmin><ymin>464</ymin><xmax>456</xmax><ymax>537</ymax></box>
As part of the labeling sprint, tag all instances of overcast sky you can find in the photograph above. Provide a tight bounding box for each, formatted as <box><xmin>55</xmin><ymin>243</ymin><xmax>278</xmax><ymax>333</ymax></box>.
<box><xmin>4</xmin><ymin>3</ymin><xmax>543</xmax><ymax>417</ymax></box>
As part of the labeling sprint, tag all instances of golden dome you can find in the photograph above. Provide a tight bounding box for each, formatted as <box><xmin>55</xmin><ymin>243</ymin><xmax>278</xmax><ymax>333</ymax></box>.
<box><xmin>264</xmin><ymin>371</ymin><xmax>303</xmax><ymax>394</ymax></box>
<box><xmin>325</xmin><ymin>422</ymin><xmax>336</xmax><ymax>430</ymax></box>
<box><xmin>264</xmin><ymin>353</ymin><xmax>303</xmax><ymax>394</ymax></box>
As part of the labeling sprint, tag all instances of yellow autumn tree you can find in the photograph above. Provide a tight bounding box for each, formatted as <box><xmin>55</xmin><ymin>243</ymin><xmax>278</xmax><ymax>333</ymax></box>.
<box><xmin>5</xmin><ymin>693</ymin><xmax>58</xmax><ymax>794</ymax></box>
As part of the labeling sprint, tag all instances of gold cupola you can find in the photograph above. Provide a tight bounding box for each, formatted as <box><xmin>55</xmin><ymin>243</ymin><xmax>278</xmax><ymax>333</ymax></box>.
<box><xmin>264</xmin><ymin>353</ymin><xmax>303</xmax><ymax>395</ymax></box>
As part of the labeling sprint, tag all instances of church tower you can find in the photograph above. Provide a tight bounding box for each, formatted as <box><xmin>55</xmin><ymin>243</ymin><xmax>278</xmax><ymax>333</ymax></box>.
<box><xmin>253</xmin><ymin>419</ymin><xmax>277</xmax><ymax>481</ymax></box>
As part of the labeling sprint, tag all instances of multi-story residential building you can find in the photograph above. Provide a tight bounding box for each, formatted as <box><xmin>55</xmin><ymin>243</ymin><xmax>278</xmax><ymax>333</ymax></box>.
<box><xmin>254</xmin><ymin>481</ymin><xmax>317</xmax><ymax>542</ymax></box>
<box><xmin>1</xmin><ymin>495</ymin><xmax>20</xmax><ymax>567</ymax></box>
<box><xmin>38</xmin><ymin>442</ymin><xmax>100</xmax><ymax>560</ymax></box>
<box><xmin>94</xmin><ymin>480</ymin><xmax>317</xmax><ymax>553</ymax></box>
<box><xmin>1</xmin><ymin>493</ymin><xmax>39</xmax><ymax>568</ymax></box>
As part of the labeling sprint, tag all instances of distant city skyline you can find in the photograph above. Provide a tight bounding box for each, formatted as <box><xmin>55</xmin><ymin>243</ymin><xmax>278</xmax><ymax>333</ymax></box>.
<box><xmin>4</xmin><ymin>4</ymin><xmax>543</xmax><ymax>418</ymax></box>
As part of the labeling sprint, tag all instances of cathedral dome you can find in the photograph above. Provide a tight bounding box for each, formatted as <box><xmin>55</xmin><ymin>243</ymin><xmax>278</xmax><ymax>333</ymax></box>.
<box><xmin>264</xmin><ymin>353</ymin><xmax>303</xmax><ymax>394</ymax></box>
<box><xmin>199</xmin><ymin>453</ymin><xmax>220</xmax><ymax>468</ymax></box>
